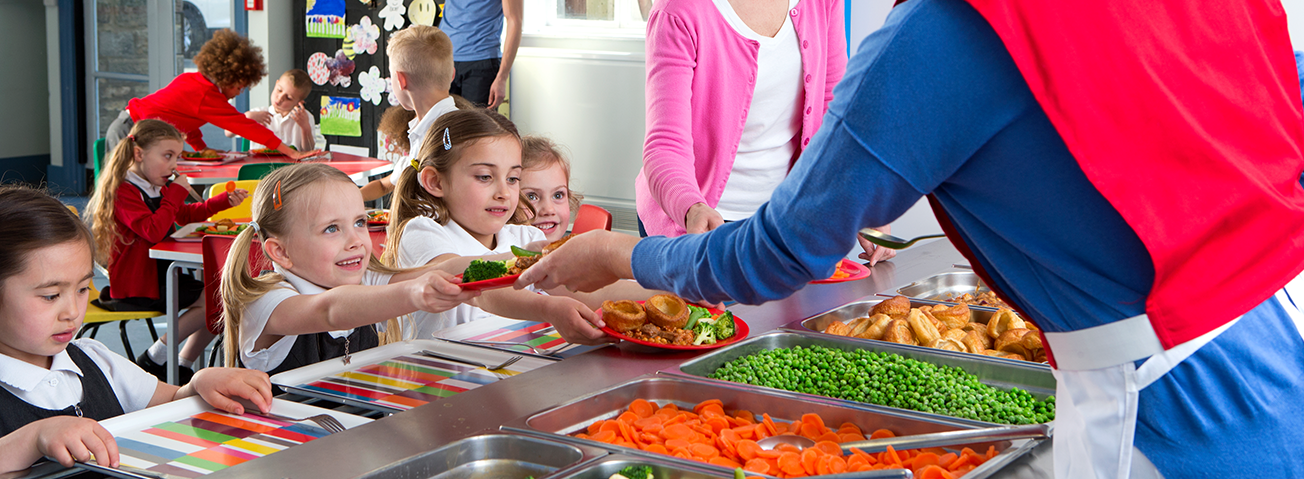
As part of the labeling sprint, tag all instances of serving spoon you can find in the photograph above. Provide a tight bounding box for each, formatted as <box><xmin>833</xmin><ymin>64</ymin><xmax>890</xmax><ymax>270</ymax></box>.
<box><xmin>757</xmin><ymin>424</ymin><xmax>1049</xmax><ymax>453</ymax></box>
<box><xmin>858</xmin><ymin>228</ymin><xmax>947</xmax><ymax>250</ymax></box>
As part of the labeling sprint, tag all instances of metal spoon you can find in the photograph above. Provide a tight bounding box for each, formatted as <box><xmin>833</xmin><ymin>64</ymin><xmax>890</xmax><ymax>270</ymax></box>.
<box><xmin>859</xmin><ymin>228</ymin><xmax>947</xmax><ymax>250</ymax></box>
<box><xmin>757</xmin><ymin>424</ymin><xmax>1048</xmax><ymax>453</ymax></box>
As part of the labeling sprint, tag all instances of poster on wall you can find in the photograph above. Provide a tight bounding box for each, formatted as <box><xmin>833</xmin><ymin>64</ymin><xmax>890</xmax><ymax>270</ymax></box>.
<box><xmin>306</xmin><ymin>0</ymin><xmax>348</xmax><ymax>38</ymax></box>
<box><xmin>321</xmin><ymin>96</ymin><xmax>363</xmax><ymax>137</ymax></box>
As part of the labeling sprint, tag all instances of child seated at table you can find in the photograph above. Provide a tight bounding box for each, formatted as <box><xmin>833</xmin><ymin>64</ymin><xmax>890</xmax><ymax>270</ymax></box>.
<box><xmin>225</xmin><ymin>69</ymin><xmax>319</xmax><ymax>152</ymax></box>
<box><xmin>382</xmin><ymin>109</ymin><xmax>660</xmax><ymax>342</ymax></box>
<box><xmin>519</xmin><ymin>136</ymin><xmax>584</xmax><ymax>242</ymax></box>
<box><xmin>104</xmin><ymin>29</ymin><xmax>320</xmax><ymax>161</ymax></box>
<box><xmin>0</xmin><ymin>186</ymin><xmax>272</xmax><ymax>474</ymax></box>
<box><xmin>84</xmin><ymin>120</ymin><xmax>250</xmax><ymax>384</ymax></box>
<box><xmin>220</xmin><ymin>163</ymin><xmax>477</xmax><ymax>375</ymax></box>
<box><xmin>361</xmin><ymin>25</ymin><xmax>460</xmax><ymax>202</ymax></box>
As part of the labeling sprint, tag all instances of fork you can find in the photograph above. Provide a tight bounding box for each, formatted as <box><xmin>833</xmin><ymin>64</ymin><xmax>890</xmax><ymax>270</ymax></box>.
<box><xmin>461</xmin><ymin>339</ymin><xmax>564</xmax><ymax>356</ymax></box>
<box><xmin>249</xmin><ymin>411</ymin><xmax>347</xmax><ymax>434</ymax></box>
<box><xmin>420</xmin><ymin>349</ymin><xmax>522</xmax><ymax>370</ymax></box>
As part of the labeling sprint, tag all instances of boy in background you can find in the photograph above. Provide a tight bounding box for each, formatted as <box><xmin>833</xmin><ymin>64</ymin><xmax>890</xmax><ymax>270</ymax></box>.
<box><xmin>227</xmin><ymin>69</ymin><xmax>318</xmax><ymax>151</ymax></box>
<box><xmin>361</xmin><ymin>26</ymin><xmax>459</xmax><ymax>202</ymax></box>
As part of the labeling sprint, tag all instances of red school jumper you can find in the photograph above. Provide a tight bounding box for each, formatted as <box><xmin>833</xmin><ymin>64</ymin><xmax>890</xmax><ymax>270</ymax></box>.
<box><xmin>127</xmin><ymin>72</ymin><xmax>283</xmax><ymax>152</ymax></box>
<box><xmin>108</xmin><ymin>183</ymin><xmax>231</xmax><ymax>300</ymax></box>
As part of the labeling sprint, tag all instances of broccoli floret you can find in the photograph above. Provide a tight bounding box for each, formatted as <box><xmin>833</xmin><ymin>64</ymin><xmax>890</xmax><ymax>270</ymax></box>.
<box><xmin>614</xmin><ymin>465</ymin><xmax>653</xmax><ymax>479</ymax></box>
<box><xmin>692</xmin><ymin>326</ymin><xmax>717</xmax><ymax>345</ymax></box>
<box><xmin>462</xmin><ymin>259</ymin><xmax>508</xmax><ymax>283</ymax></box>
<box><xmin>714</xmin><ymin>311</ymin><xmax>736</xmax><ymax>339</ymax></box>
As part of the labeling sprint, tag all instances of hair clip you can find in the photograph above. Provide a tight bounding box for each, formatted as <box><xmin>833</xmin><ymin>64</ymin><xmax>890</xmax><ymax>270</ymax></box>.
<box><xmin>411</xmin><ymin>158</ymin><xmax>420</xmax><ymax>171</ymax></box>
<box><xmin>272</xmin><ymin>180</ymin><xmax>283</xmax><ymax>211</ymax></box>
<box><xmin>127</xmin><ymin>135</ymin><xmax>135</xmax><ymax>142</ymax></box>
<box><xmin>442</xmin><ymin>127</ymin><xmax>452</xmax><ymax>151</ymax></box>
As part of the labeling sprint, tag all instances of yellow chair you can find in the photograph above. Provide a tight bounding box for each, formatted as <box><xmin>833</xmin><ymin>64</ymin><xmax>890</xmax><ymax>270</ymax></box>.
<box><xmin>207</xmin><ymin>179</ymin><xmax>259</xmax><ymax>222</ymax></box>
<box><xmin>65</xmin><ymin>205</ymin><xmax>162</xmax><ymax>359</ymax></box>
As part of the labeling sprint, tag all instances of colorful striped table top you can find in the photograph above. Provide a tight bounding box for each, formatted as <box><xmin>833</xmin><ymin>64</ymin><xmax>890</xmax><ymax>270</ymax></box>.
<box><xmin>294</xmin><ymin>352</ymin><xmax>550</xmax><ymax>411</ymax></box>
<box><xmin>437</xmin><ymin>318</ymin><xmax>600</xmax><ymax>358</ymax></box>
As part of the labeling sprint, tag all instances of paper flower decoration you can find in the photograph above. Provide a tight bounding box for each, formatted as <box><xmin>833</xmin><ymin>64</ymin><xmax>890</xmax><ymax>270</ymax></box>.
<box><xmin>343</xmin><ymin>16</ymin><xmax>380</xmax><ymax>59</ymax></box>
<box><xmin>378</xmin><ymin>0</ymin><xmax>406</xmax><ymax>31</ymax></box>
<box><xmin>359</xmin><ymin>66</ymin><xmax>387</xmax><ymax>106</ymax></box>
<box><xmin>307</xmin><ymin>52</ymin><xmax>330</xmax><ymax>85</ymax></box>
<box><xmin>386</xmin><ymin>78</ymin><xmax>400</xmax><ymax>106</ymax></box>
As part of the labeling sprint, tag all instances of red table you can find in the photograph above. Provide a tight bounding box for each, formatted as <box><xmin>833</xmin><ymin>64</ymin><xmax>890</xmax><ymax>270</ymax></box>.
<box><xmin>148</xmin><ymin>230</ymin><xmax>388</xmax><ymax>383</ymax></box>
<box><xmin>176</xmin><ymin>151</ymin><xmax>394</xmax><ymax>186</ymax></box>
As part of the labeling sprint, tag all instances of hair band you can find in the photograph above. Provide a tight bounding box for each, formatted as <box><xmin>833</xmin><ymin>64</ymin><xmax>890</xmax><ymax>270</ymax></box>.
<box><xmin>442</xmin><ymin>127</ymin><xmax>452</xmax><ymax>151</ymax></box>
<box><xmin>272</xmin><ymin>180</ymin><xmax>283</xmax><ymax>211</ymax></box>
<box><xmin>411</xmin><ymin>158</ymin><xmax>420</xmax><ymax>171</ymax></box>
<box><xmin>127</xmin><ymin>135</ymin><xmax>135</xmax><ymax>142</ymax></box>
<box><xmin>248</xmin><ymin>221</ymin><xmax>261</xmax><ymax>234</ymax></box>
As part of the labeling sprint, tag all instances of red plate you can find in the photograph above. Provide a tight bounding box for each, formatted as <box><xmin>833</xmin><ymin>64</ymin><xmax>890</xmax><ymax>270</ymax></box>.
<box><xmin>180</xmin><ymin>152</ymin><xmax>225</xmax><ymax>161</ymax></box>
<box><xmin>811</xmin><ymin>259</ymin><xmax>871</xmax><ymax>284</ymax></box>
<box><xmin>454</xmin><ymin>273</ymin><xmax>522</xmax><ymax>291</ymax></box>
<box><xmin>598</xmin><ymin>302</ymin><xmax>749</xmax><ymax>350</ymax></box>
<box><xmin>246</xmin><ymin>149</ymin><xmax>288</xmax><ymax>157</ymax></box>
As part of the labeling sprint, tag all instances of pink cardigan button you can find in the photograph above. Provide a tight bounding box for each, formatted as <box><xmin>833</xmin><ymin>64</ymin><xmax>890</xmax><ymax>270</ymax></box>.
<box><xmin>805</xmin><ymin>74</ymin><xmax>812</xmax><ymax>83</ymax></box>
<box><xmin>790</xmin><ymin>8</ymin><xmax>798</xmax><ymax>16</ymax></box>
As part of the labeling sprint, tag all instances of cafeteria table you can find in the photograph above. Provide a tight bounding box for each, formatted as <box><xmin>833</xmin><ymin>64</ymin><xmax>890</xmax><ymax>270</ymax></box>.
<box><xmin>148</xmin><ymin>231</ymin><xmax>388</xmax><ymax>385</ymax></box>
<box><xmin>176</xmin><ymin>151</ymin><xmax>393</xmax><ymax>186</ymax></box>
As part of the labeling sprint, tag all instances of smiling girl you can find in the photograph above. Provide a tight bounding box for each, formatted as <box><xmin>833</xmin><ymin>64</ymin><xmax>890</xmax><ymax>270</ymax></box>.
<box><xmin>84</xmin><ymin>119</ymin><xmax>249</xmax><ymax>384</ymax></box>
<box><xmin>220</xmin><ymin>163</ymin><xmax>477</xmax><ymax>375</ymax></box>
<box><xmin>519</xmin><ymin>136</ymin><xmax>584</xmax><ymax>242</ymax></box>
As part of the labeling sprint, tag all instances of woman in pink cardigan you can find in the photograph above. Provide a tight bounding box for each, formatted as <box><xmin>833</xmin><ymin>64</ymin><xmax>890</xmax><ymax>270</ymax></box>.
<box><xmin>635</xmin><ymin>0</ymin><xmax>893</xmax><ymax>264</ymax></box>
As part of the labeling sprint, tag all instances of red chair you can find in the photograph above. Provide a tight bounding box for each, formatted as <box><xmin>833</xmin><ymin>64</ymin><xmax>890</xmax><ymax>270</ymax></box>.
<box><xmin>571</xmin><ymin>204</ymin><xmax>613</xmax><ymax>235</ymax></box>
<box><xmin>201</xmin><ymin>235</ymin><xmax>268</xmax><ymax>365</ymax></box>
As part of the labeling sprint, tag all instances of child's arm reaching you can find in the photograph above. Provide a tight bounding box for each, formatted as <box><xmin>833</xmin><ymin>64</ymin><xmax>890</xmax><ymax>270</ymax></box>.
<box><xmin>473</xmin><ymin>289</ymin><xmax>612</xmax><ymax>345</ymax></box>
<box><xmin>0</xmin><ymin>416</ymin><xmax>120</xmax><ymax>471</ymax></box>
<box><xmin>148</xmin><ymin>367</ymin><xmax>274</xmax><ymax>415</ymax></box>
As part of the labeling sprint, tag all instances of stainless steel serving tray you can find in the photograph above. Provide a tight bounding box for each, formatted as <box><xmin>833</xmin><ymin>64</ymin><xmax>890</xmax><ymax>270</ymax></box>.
<box><xmin>553</xmin><ymin>453</ymin><xmax>756</xmax><ymax>479</ymax></box>
<box><xmin>793</xmin><ymin>299</ymin><xmax>1050</xmax><ymax>371</ymax></box>
<box><xmin>355</xmin><ymin>433</ymin><xmax>607</xmax><ymax>479</ymax></box>
<box><xmin>503</xmin><ymin>375</ymin><xmax>1041</xmax><ymax>479</ymax></box>
<box><xmin>889</xmin><ymin>271</ymin><xmax>1007</xmax><ymax>312</ymax></box>
<box><xmin>667</xmin><ymin>331</ymin><xmax>1055</xmax><ymax>426</ymax></box>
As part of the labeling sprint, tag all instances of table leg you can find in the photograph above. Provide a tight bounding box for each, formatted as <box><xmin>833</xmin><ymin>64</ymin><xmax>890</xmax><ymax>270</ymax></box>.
<box><xmin>165</xmin><ymin>262</ymin><xmax>181</xmax><ymax>385</ymax></box>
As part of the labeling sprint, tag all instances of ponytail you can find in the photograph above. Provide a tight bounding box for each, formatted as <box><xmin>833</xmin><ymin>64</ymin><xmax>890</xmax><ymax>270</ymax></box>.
<box><xmin>85</xmin><ymin>120</ymin><xmax>185</xmax><ymax>265</ymax></box>
<box><xmin>220</xmin><ymin>225</ymin><xmax>282</xmax><ymax>366</ymax></box>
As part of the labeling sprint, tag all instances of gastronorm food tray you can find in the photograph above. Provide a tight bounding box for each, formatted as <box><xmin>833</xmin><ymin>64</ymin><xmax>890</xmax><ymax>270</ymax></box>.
<box><xmin>889</xmin><ymin>271</ymin><xmax>1006</xmax><ymax>312</ymax></box>
<box><xmin>502</xmin><ymin>375</ymin><xmax>1040</xmax><ymax>479</ymax></box>
<box><xmin>555</xmin><ymin>453</ymin><xmax>888</xmax><ymax>479</ymax></box>
<box><xmin>355</xmin><ymin>433</ymin><xmax>607</xmax><ymax>479</ymax></box>
<box><xmin>666</xmin><ymin>331</ymin><xmax>1056</xmax><ymax>426</ymax></box>
<box><xmin>792</xmin><ymin>299</ymin><xmax>1050</xmax><ymax>371</ymax></box>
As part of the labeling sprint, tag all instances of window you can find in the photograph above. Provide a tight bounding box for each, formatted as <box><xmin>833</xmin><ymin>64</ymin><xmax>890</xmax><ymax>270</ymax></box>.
<box><xmin>527</xmin><ymin>0</ymin><xmax>648</xmax><ymax>34</ymax></box>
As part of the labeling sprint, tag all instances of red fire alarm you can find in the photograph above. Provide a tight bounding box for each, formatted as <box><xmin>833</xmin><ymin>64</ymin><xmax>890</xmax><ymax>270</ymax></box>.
<box><xmin>244</xmin><ymin>0</ymin><xmax>263</xmax><ymax>10</ymax></box>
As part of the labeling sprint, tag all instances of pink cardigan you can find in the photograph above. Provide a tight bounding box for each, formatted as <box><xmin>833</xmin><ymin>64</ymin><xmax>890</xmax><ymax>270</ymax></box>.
<box><xmin>635</xmin><ymin>0</ymin><xmax>847</xmax><ymax>237</ymax></box>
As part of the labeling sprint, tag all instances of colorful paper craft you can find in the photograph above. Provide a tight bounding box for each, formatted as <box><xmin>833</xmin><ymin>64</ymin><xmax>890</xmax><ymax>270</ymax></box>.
<box><xmin>408</xmin><ymin>0</ymin><xmax>439</xmax><ymax>26</ymax></box>
<box><xmin>305</xmin><ymin>0</ymin><xmax>347</xmax><ymax>38</ymax></box>
<box><xmin>343</xmin><ymin>16</ymin><xmax>380</xmax><ymax>59</ymax></box>
<box><xmin>358</xmin><ymin>66</ymin><xmax>387</xmax><ymax>105</ymax></box>
<box><xmin>378</xmin><ymin>0</ymin><xmax>407</xmax><ymax>30</ymax></box>
<box><xmin>320</xmin><ymin>96</ymin><xmax>362</xmax><ymax>137</ymax></box>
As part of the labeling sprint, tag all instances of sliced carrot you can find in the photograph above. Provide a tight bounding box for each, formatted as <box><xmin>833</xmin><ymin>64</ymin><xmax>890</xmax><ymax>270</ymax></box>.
<box><xmin>634</xmin><ymin>415</ymin><xmax>664</xmax><ymax>430</ymax></box>
<box><xmin>665</xmin><ymin>438</ymin><xmax>692</xmax><ymax>451</ymax></box>
<box><xmin>838</xmin><ymin>432</ymin><xmax>867</xmax><ymax>443</ymax></box>
<box><xmin>690</xmin><ymin>442</ymin><xmax>720</xmax><ymax>459</ymax></box>
<box><xmin>813</xmin><ymin>441</ymin><xmax>842</xmax><ymax>456</ymax></box>
<box><xmin>733</xmin><ymin>410</ymin><xmax>756</xmax><ymax>423</ymax></box>
<box><xmin>800</xmin><ymin>413</ymin><xmax>826</xmax><ymax>432</ymax></box>
<box><xmin>645</xmin><ymin>444</ymin><xmax>668</xmax><ymax>454</ymax></box>
<box><xmin>709</xmin><ymin>456</ymin><xmax>742</xmax><ymax>469</ymax></box>
<box><xmin>778</xmin><ymin>451</ymin><xmax>805</xmax><ymax>476</ymax></box>
<box><xmin>699</xmin><ymin>403</ymin><xmax>727</xmax><ymax>419</ymax></box>
<box><xmin>756</xmin><ymin>448</ymin><xmax>784</xmax><ymax>459</ymax></box>
<box><xmin>586</xmin><ymin>420</ymin><xmax>603</xmax><ymax>435</ymax></box>
<box><xmin>918</xmin><ymin>465</ymin><xmax>955</xmax><ymax>479</ymax></box>
<box><xmin>617</xmin><ymin>411</ymin><xmax>640</xmax><ymax>424</ymax></box>
<box><xmin>816</xmin><ymin>431</ymin><xmax>841</xmax><ymax>443</ymax></box>
<box><xmin>773</xmin><ymin>422</ymin><xmax>791</xmax><ymax>435</ymax></box>
<box><xmin>837</xmin><ymin>422</ymin><xmax>863</xmax><ymax>434</ymax></box>
<box><xmin>948</xmin><ymin>453</ymin><xmax>975</xmax><ymax>471</ymax></box>
<box><xmin>762</xmin><ymin>413</ymin><xmax>779</xmax><ymax>436</ymax></box>
<box><xmin>591</xmin><ymin>430</ymin><xmax>617</xmax><ymax>443</ymax></box>
<box><xmin>828</xmin><ymin>454</ymin><xmax>848</xmax><ymax>473</ymax></box>
<box><xmin>617</xmin><ymin>418</ymin><xmax>636</xmax><ymax>443</ymax></box>
<box><xmin>743</xmin><ymin>458</ymin><xmax>771</xmax><ymax>474</ymax></box>
<box><xmin>663</xmin><ymin>423</ymin><xmax>694</xmax><ymax>440</ymax></box>
<box><xmin>629</xmin><ymin>399</ymin><xmax>656</xmax><ymax>418</ymax></box>
<box><xmin>882</xmin><ymin>445</ymin><xmax>903</xmax><ymax>467</ymax></box>
<box><xmin>938</xmin><ymin>452</ymin><xmax>958</xmax><ymax>469</ymax></box>
<box><xmin>799</xmin><ymin>422</ymin><xmax>823</xmax><ymax>439</ymax></box>
<box><xmin>574</xmin><ymin>433</ymin><xmax>590</xmax><ymax>440</ymax></box>
<box><xmin>737</xmin><ymin>439</ymin><xmax>762</xmax><ymax>460</ymax></box>
<box><xmin>850</xmin><ymin>447</ymin><xmax>874</xmax><ymax>462</ymax></box>
<box><xmin>847</xmin><ymin>454</ymin><xmax>869</xmax><ymax>470</ymax></box>
<box><xmin>800</xmin><ymin>448</ymin><xmax>821</xmax><ymax>475</ymax></box>
<box><xmin>986</xmin><ymin>445</ymin><xmax>998</xmax><ymax>460</ymax></box>
<box><xmin>775</xmin><ymin>443</ymin><xmax>803</xmax><ymax>454</ymax></box>
<box><xmin>870</xmin><ymin>428</ymin><xmax>896</xmax><ymax>440</ymax></box>
<box><xmin>815</xmin><ymin>454</ymin><xmax>833</xmax><ymax>476</ymax></box>
<box><xmin>673</xmin><ymin>449</ymin><xmax>693</xmax><ymax>460</ymax></box>
<box><xmin>719</xmin><ymin>428</ymin><xmax>740</xmax><ymax>451</ymax></box>
<box><xmin>693</xmin><ymin>399</ymin><xmax>723</xmax><ymax>413</ymax></box>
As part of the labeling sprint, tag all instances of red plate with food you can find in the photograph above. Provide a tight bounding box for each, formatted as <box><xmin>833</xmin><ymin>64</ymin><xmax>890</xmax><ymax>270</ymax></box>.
<box><xmin>453</xmin><ymin>273</ymin><xmax>522</xmax><ymax>291</ymax></box>
<box><xmin>246</xmin><ymin>148</ymin><xmax>288</xmax><ymax>157</ymax></box>
<box><xmin>181</xmin><ymin>151</ymin><xmax>225</xmax><ymax>161</ymax></box>
<box><xmin>598</xmin><ymin>296</ymin><xmax>749</xmax><ymax>350</ymax></box>
<box><xmin>811</xmin><ymin>259</ymin><xmax>871</xmax><ymax>284</ymax></box>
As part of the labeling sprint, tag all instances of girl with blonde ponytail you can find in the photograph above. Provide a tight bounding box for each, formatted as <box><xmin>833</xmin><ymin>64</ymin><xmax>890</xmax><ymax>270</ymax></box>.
<box><xmin>84</xmin><ymin>119</ymin><xmax>250</xmax><ymax>383</ymax></box>
<box><xmin>219</xmin><ymin>163</ymin><xmax>477</xmax><ymax>374</ymax></box>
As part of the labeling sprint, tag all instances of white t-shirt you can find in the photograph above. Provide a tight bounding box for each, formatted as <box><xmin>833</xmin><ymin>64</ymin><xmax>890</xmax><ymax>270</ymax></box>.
<box><xmin>238</xmin><ymin>266</ymin><xmax>393</xmax><ymax>372</ymax></box>
<box><xmin>248</xmin><ymin>106</ymin><xmax>319</xmax><ymax>152</ymax></box>
<box><xmin>712</xmin><ymin>0</ymin><xmax>805</xmax><ymax>221</ymax></box>
<box><xmin>0</xmin><ymin>339</ymin><xmax>158</xmax><ymax>413</ymax></box>
<box><xmin>395</xmin><ymin>96</ymin><xmax>460</xmax><ymax>176</ymax></box>
<box><xmin>395</xmin><ymin>216</ymin><xmax>546</xmax><ymax>339</ymax></box>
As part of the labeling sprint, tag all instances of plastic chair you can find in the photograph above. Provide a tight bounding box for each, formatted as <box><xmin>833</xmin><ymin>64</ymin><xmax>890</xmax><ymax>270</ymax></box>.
<box><xmin>201</xmin><ymin>235</ymin><xmax>269</xmax><ymax>366</ymax></box>
<box><xmin>237</xmin><ymin>162</ymin><xmax>293</xmax><ymax>181</ymax></box>
<box><xmin>207</xmin><ymin>179</ymin><xmax>259</xmax><ymax>222</ymax></box>
<box><xmin>571</xmin><ymin>204</ymin><xmax>613</xmax><ymax>235</ymax></box>
<box><xmin>80</xmin><ymin>278</ymin><xmax>162</xmax><ymax>359</ymax></box>
<box><xmin>237</xmin><ymin>137</ymin><xmax>250</xmax><ymax>152</ymax></box>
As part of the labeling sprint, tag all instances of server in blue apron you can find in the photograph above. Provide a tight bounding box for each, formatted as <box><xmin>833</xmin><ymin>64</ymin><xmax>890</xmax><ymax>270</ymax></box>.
<box><xmin>518</xmin><ymin>0</ymin><xmax>1304</xmax><ymax>476</ymax></box>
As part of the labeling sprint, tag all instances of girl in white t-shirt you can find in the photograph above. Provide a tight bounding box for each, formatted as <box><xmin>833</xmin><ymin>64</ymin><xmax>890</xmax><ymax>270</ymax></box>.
<box><xmin>383</xmin><ymin>109</ymin><xmax>657</xmax><ymax>343</ymax></box>
<box><xmin>219</xmin><ymin>163</ymin><xmax>477</xmax><ymax>375</ymax></box>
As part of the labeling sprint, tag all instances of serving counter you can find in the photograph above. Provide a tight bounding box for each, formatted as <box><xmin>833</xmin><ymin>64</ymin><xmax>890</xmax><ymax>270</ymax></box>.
<box><xmin>208</xmin><ymin>239</ymin><xmax>1053</xmax><ymax>478</ymax></box>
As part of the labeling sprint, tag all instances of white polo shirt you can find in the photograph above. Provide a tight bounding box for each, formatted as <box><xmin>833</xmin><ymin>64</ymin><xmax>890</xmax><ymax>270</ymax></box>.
<box><xmin>0</xmin><ymin>339</ymin><xmax>157</xmax><ymax>413</ymax></box>
<box><xmin>396</xmin><ymin>96</ymin><xmax>459</xmax><ymax>176</ymax></box>
<box><xmin>248</xmin><ymin>106</ymin><xmax>319</xmax><ymax>152</ymax></box>
<box><xmin>238</xmin><ymin>266</ymin><xmax>393</xmax><ymax>372</ymax></box>
<box><xmin>395</xmin><ymin>216</ymin><xmax>546</xmax><ymax>339</ymax></box>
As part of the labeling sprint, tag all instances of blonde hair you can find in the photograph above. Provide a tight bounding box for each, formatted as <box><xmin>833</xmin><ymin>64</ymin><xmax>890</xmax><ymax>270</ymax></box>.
<box><xmin>281</xmin><ymin>69</ymin><xmax>312</xmax><ymax>91</ymax></box>
<box><xmin>383</xmin><ymin>109</ymin><xmax>532</xmax><ymax>264</ymax></box>
<box><xmin>85</xmin><ymin>120</ymin><xmax>186</xmax><ymax>265</ymax></box>
<box><xmin>521</xmin><ymin>135</ymin><xmax>584</xmax><ymax>216</ymax></box>
<box><xmin>221</xmin><ymin>163</ymin><xmax>406</xmax><ymax>366</ymax></box>
<box><xmin>387</xmin><ymin>25</ymin><xmax>453</xmax><ymax>92</ymax></box>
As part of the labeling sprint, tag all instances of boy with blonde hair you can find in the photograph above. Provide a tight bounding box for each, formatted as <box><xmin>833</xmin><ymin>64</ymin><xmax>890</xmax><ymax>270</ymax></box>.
<box><xmin>362</xmin><ymin>25</ymin><xmax>457</xmax><ymax>201</ymax></box>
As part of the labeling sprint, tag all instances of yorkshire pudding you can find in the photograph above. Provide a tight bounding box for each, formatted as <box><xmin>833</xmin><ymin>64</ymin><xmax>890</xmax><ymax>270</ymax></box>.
<box><xmin>824</xmin><ymin>320</ymin><xmax>852</xmax><ymax>336</ymax></box>
<box><xmin>930</xmin><ymin>303</ymin><xmax>972</xmax><ymax>330</ymax></box>
<box><xmin>856</xmin><ymin>314</ymin><xmax>895</xmax><ymax>340</ymax></box>
<box><xmin>871</xmin><ymin>295</ymin><xmax>912</xmax><ymax>320</ymax></box>
<box><xmin>601</xmin><ymin>300</ymin><xmax>647</xmax><ymax>332</ymax></box>
<box><xmin>881</xmin><ymin>319</ymin><xmax>918</xmax><ymax>346</ymax></box>
<box><xmin>645</xmin><ymin>294</ymin><xmax>690</xmax><ymax>329</ymax></box>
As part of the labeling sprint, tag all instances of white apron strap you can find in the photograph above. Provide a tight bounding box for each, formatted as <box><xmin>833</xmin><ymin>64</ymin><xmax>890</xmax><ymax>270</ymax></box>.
<box><xmin>1042</xmin><ymin>314</ymin><xmax>1163</xmax><ymax>371</ymax></box>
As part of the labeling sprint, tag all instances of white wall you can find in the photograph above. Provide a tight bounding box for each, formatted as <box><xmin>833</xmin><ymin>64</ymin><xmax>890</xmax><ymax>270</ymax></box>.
<box><xmin>247</xmin><ymin>1</ymin><xmax>294</xmax><ymax>111</ymax></box>
<box><xmin>1285</xmin><ymin>0</ymin><xmax>1304</xmax><ymax>49</ymax></box>
<box><xmin>1</xmin><ymin>0</ymin><xmax>50</xmax><ymax>159</ymax></box>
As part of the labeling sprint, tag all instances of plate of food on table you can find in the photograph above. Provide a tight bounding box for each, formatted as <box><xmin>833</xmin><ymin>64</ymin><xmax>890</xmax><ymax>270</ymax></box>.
<box><xmin>811</xmin><ymin>258</ymin><xmax>871</xmax><ymax>284</ymax></box>
<box><xmin>599</xmin><ymin>294</ymin><xmax>748</xmax><ymax>350</ymax></box>
<box><xmin>180</xmin><ymin>150</ymin><xmax>224</xmax><ymax>160</ymax></box>
<box><xmin>366</xmin><ymin>209</ymin><xmax>389</xmax><ymax>231</ymax></box>
<box><xmin>455</xmin><ymin>235</ymin><xmax>573</xmax><ymax>291</ymax></box>
<box><xmin>171</xmin><ymin>218</ymin><xmax>248</xmax><ymax>242</ymax></box>
<box><xmin>246</xmin><ymin>146</ymin><xmax>292</xmax><ymax>157</ymax></box>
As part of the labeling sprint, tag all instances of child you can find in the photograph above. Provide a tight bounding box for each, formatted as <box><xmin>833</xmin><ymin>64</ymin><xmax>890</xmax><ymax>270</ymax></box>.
<box><xmin>226</xmin><ymin>69</ymin><xmax>318</xmax><ymax>151</ymax></box>
<box><xmin>361</xmin><ymin>25</ymin><xmax>459</xmax><ymax>202</ymax></box>
<box><xmin>519</xmin><ymin>136</ymin><xmax>584</xmax><ymax>242</ymax></box>
<box><xmin>0</xmin><ymin>186</ymin><xmax>272</xmax><ymax>474</ymax></box>
<box><xmin>85</xmin><ymin>120</ymin><xmax>250</xmax><ymax>384</ymax></box>
<box><xmin>104</xmin><ymin>29</ymin><xmax>320</xmax><ymax>161</ymax></box>
<box><xmin>377</xmin><ymin>105</ymin><xmax>418</xmax><ymax>163</ymax></box>
<box><xmin>383</xmin><ymin>109</ymin><xmax>657</xmax><ymax>343</ymax></box>
<box><xmin>220</xmin><ymin>163</ymin><xmax>477</xmax><ymax>375</ymax></box>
